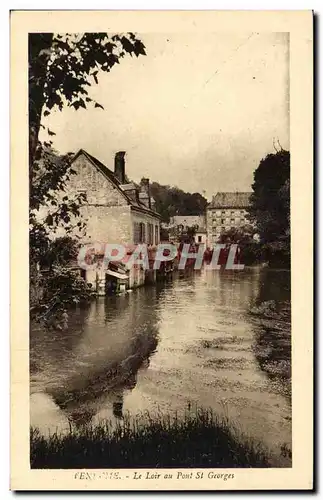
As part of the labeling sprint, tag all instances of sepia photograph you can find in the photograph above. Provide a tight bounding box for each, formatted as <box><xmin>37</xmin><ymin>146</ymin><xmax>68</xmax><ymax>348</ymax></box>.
<box><xmin>10</xmin><ymin>10</ymin><xmax>313</xmax><ymax>491</ymax></box>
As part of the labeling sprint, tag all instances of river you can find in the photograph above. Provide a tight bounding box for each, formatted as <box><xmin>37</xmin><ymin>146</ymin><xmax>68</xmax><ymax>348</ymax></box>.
<box><xmin>30</xmin><ymin>266</ymin><xmax>291</xmax><ymax>464</ymax></box>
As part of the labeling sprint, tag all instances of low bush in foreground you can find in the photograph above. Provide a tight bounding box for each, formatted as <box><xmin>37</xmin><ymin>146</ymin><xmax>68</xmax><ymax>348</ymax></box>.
<box><xmin>30</xmin><ymin>409</ymin><xmax>272</xmax><ymax>469</ymax></box>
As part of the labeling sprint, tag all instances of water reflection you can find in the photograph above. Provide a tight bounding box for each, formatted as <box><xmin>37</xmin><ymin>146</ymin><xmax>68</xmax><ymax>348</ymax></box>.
<box><xmin>51</xmin><ymin>356</ymin><xmax>152</xmax><ymax>429</ymax></box>
<box><xmin>30</xmin><ymin>283</ymin><xmax>165</xmax><ymax>431</ymax></box>
<box><xmin>256</xmin><ymin>268</ymin><xmax>291</xmax><ymax>306</ymax></box>
<box><xmin>250</xmin><ymin>269</ymin><xmax>291</xmax><ymax>400</ymax></box>
<box><xmin>30</xmin><ymin>268</ymin><xmax>291</xmax><ymax>459</ymax></box>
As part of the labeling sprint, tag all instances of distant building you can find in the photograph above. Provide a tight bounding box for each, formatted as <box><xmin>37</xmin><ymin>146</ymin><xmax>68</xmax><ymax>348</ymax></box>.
<box><xmin>206</xmin><ymin>192</ymin><xmax>252</xmax><ymax>246</ymax></box>
<box><xmin>165</xmin><ymin>215</ymin><xmax>207</xmax><ymax>244</ymax></box>
<box><xmin>169</xmin><ymin>215</ymin><xmax>206</xmax><ymax>230</ymax></box>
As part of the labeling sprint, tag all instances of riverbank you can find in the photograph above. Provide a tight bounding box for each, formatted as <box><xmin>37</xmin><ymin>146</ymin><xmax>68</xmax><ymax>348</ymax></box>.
<box><xmin>30</xmin><ymin>409</ymin><xmax>283</xmax><ymax>469</ymax></box>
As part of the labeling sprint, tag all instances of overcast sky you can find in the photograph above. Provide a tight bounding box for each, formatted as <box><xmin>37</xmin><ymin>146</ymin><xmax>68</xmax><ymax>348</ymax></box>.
<box><xmin>41</xmin><ymin>32</ymin><xmax>289</xmax><ymax>200</ymax></box>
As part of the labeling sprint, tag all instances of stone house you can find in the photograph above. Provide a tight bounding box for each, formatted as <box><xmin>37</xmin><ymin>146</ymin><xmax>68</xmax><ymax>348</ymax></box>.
<box><xmin>206</xmin><ymin>192</ymin><xmax>252</xmax><ymax>247</ymax></box>
<box><xmin>169</xmin><ymin>215</ymin><xmax>206</xmax><ymax>230</ymax></box>
<box><xmin>67</xmin><ymin>149</ymin><xmax>161</xmax><ymax>289</ymax></box>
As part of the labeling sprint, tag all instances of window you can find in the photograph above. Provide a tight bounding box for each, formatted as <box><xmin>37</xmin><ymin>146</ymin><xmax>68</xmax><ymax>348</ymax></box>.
<box><xmin>155</xmin><ymin>225</ymin><xmax>159</xmax><ymax>245</ymax></box>
<box><xmin>134</xmin><ymin>222</ymin><xmax>146</xmax><ymax>243</ymax></box>
<box><xmin>221</xmin><ymin>218</ymin><xmax>225</xmax><ymax>224</ymax></box>
<box><xmin>140</xmin><ymin>222</ymin><xmax>146</xmax><ymax>243</ymax></box>
<box><xmin>148</xmin><ymin>223</ymin><xmax>154</xmax><ymax>245</ymax></box>
<box><xmin>198</xmin><ymin>235</ymin><xmax>202</xmax><ymax>243</ymax></box>
<box><xmin>230</xmin><ymin>218</ymin><xmax>235</xmax><ymax>223</ymax></box>
<box><xmin>133</xmin><ymin>222</ymin><xmax>140</xmax><ymax>244</ymax></box>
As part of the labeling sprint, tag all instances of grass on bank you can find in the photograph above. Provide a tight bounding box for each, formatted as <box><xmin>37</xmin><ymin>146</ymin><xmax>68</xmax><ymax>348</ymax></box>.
<box><xmin>30</xmin><ymin>409</ymin><xmax>273</xmax><ymax>469</ymax></box>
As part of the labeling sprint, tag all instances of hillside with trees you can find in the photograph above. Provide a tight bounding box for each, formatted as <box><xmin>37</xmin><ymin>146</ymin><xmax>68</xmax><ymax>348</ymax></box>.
<box><xmin>149</xmin><ymin>181</ymin><xmax>207</xmax><ymax>222</ymax></box>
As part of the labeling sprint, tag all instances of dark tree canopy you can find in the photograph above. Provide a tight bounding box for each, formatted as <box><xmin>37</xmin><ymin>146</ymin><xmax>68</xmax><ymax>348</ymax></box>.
<box><xmin>218</xmin><ymin>224</ymin><xmax>255</xmax><ymax>244</ymax></box>
<box><xmin>248</xmin><ymin>150</ymin><xmax>290</xmax><ymax>244</ymax></box>
<box><xmin>149</xmin><ymin>181</ymin><xmax>207</xmax><ymax>222</ymax></box>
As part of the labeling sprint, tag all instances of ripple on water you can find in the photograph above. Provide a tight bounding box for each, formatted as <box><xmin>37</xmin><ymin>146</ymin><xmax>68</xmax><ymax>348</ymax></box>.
<box><xmin>30</xmin><ymin>267</ymin><xmax>291</xmax><ymax>465</ymax></box>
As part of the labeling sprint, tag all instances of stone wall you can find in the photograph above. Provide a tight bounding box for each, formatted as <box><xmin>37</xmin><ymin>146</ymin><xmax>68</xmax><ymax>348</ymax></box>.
<box><xmin>65</xmin><ymin>152</ymin><xmax>132</xmax><ymax>245</ymax></box>
<box><xmin>81</xmin><ymin>204</ymin><xmax>132</xmax><ymax>245</ymax></box>
<box><xmin>69</xmin><ymin>154</ymin><xmax>127</xmax><ymax>207</ymax></box>
<box><xmin>131</xmin><ymin>210</ymin><xmax>160</xmax><ymax>245</ymax></box>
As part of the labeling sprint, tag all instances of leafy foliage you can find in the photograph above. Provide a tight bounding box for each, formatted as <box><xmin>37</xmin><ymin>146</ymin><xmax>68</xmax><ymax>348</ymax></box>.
<box><xmin>217</xmin><ymin>224</ymin><xmax>256</xmax><ymax>244</ymax></box>
<box><xmin>29</xmin><ymin>32</ymin><xmax>146</xmax><ymax>166</ymax></box>
<box><xmin>29</xmin><ymin>146</ymin><xmax>87</xmax><ymax>266</ymax></box>
<box><xmin>30</xmin><ymin>267</ymin><xmax>95</xmax><ymax>329</ymax></box>
<box><xmin>247</xmin><ymin>150</ymin><xmax>290</xmax><ymax>267</ymax></box>
<box><xmin>214</xmin><ymin>225</ymin><xmax>261</xmax><ymax>266</ymax></box>
<box><xmin>34</xmin><ymin>33</ymin><xmax>145</xmax><ymax>115</ymax></box>
<box><xmin>39</xmin><ymin>236</ymin><xmax>79</xmax><ymax>270</ymax></box>
<box><xmin>248</xmin><ymin>150</ymin><xmax>290</xmax><ymax>243</ymax></box>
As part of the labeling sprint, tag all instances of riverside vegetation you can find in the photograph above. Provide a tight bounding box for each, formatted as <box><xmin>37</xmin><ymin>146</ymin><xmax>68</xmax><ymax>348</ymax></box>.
<box><xmin>31</xmin><ymin>409</ymin><xmax>273</xmax><ymax>469</ymax></box>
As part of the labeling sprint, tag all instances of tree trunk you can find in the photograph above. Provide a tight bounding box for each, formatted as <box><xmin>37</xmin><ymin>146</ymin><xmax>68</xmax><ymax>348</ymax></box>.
<box><xmin>29</xmin><ymin>33</ymin><xmax>53</xmax><ymax>168</ymax></box>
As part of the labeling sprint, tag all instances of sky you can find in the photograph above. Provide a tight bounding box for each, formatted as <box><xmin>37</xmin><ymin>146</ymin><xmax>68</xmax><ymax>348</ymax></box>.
<box><xmin>41</xmin><ymin>32</ymin><xmax>289</xmax><ymax>200</ymax></box>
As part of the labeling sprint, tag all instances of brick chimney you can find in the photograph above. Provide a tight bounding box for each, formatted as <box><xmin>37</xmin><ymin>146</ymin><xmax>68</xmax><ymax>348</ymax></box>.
<box><xmin>114</xmin><ymin>151</ymin><xmax>126</xmax><ymax>183</ymax></box>
<box><xmin>139</xmin><ymin>178</ymin><xmax>151</xmax><ymax>209</ymax></box>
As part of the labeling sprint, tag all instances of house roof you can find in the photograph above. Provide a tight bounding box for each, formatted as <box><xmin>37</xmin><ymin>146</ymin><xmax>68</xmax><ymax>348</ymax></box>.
<box><xmin>208</xmin><ymin>192</ymin><xmax>252</xmax><ymax>209</ymax></box>
<box><xmin>170</xmin><ymin>215</ymin><xmax>206</xmax><ymax>226</ymax></box>
<box><xmin>72</xmin><ymin>149</ymin><xmax>161</xmax><ymax>219</ymax></box>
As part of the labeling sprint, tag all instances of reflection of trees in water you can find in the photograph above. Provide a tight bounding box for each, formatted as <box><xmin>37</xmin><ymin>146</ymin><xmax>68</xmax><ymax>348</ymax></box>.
<box><xmin>255</xmin><ymin>268</ymin><xmax>291</xmax><ymax>308</ymax></box>
<box><xmin>251</xmin><ymin>269</ymin><xmax>291</xmax><ymax>401</ymax></box>
<box><xmin>50</xmin><ymin>330</ymin><xmax>158</xmax><ymax>429</ymax></box>
<box><xmin>30</xmin><ymin>318</ymin><xmax>87</xmax><ymax>375</ymax></box>
<box><xmin>46</xmin><ymin>287</ymin><xmax>162</xmax><ymax>430</ymax></box>
<box><xmin>203</xmin><ymin>268</ymin><xmax>262</xmax><ymax>310</ymax></box>
<box><xmin>30</xmin><ymin>280</ymin><xmax>168</xmax><ymax>379</ymax></box>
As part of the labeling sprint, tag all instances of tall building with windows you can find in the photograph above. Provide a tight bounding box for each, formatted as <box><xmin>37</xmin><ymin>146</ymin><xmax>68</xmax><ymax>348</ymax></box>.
<box><xmin>206</xmin><ymin>192</ymin><xmax>252</xmax><ymax>246</ymax></box>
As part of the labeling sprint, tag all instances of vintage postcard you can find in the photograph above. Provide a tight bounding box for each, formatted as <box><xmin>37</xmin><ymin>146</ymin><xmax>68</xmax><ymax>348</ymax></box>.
<box><xmin>10</xmin><ymin>10</ymin><xmax>313</xmax><ymax>491</ymax></box>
